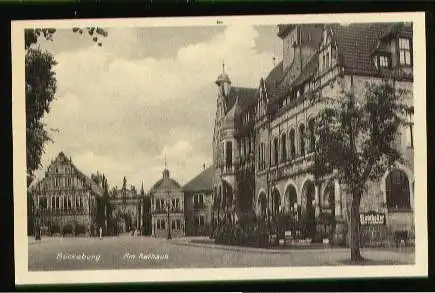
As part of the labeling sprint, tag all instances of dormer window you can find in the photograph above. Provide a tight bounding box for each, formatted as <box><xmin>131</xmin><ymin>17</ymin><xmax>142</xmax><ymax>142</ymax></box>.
<box><xmin>399</xmin><ymin>38</ymin><xmax>412</xmax><ymax>66</ymax></box>
<box><xmin>379</xmin><ymin>55</ymin><xmax>389</xmax><ymax>68</ymax></box>
<box><xmin>373</xmin><ymin>53</ymin><xmax>391</xmax><ymax>70</ymax></box>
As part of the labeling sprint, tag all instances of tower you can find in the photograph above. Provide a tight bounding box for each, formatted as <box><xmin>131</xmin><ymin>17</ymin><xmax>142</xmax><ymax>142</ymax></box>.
<box><xmin>215</xmin><ymin>61</ymin><xmax>232</xmax><ymax>99</ymax></box>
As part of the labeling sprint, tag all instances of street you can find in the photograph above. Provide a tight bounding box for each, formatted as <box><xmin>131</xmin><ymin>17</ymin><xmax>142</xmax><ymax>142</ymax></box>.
<box><xmin>28</xmin><ymin>235</ymin><xmax>415</xmax><ymax>271</ymax></box>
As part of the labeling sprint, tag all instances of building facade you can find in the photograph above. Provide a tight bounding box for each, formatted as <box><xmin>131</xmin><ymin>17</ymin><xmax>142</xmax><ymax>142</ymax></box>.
<box><xmin>150</xmin><ymin>168</ymin><xmax>185</xmax><ymax>238</ymax></box>
<box><xmin>110</xmin><ymin>187</ymin><xmax>145</xmax><ymax>234</ymax></box>
<box><xmin>212</xmin><ymin>22</ymin><xmax>414</xmax><ymax>246</ymax></box>
<box><xmin>183</xmin><ymin>167</ymin><xmax>214</xmax><ymax>236</ymax></box>
<box><xmin>29</xmin><ymin>152</ymin><xmax>102</xmax><ymax>235</ymax></box>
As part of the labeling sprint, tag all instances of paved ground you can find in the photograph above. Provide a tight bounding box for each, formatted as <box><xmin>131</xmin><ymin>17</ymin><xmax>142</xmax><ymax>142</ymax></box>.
<box><xmin>28</xmin><ymin>235</ymin><xmax>415</xmax><ymax>271</ymax></box>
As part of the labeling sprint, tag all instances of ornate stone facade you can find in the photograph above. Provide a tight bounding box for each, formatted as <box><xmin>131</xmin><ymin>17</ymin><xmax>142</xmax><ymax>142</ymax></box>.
<box><xmin>212</xmin><ymin>23</ymin><xmax>414</xmax><ymax>246</ymax></box>
<box><xmin>29</xmin><ymin>152</ymin><xmax>102</xmax><ymax>235</ymax></box>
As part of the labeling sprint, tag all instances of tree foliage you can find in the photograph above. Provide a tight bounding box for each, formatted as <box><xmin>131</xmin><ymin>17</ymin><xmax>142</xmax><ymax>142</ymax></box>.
<box><xmin>310</xmin><ymin>77</ymin><xmax>409</xmax><ymax>261</ymax></box>
<box><xmin>25</xmin><ymin>27</ymin><xmax>108</xmax><ymax>187</ymax></box>
<box><xmin>25</xmin><ymin>46</ymin><xmax>57</xmax><ymax>187</ymax></box>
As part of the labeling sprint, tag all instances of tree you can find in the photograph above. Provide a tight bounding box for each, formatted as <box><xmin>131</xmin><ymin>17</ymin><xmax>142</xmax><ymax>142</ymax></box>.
<box><xmin>310</xmin><ymin>77</ymin><xmax>408</xmax><ymax>262</ymax></box>
<box><xmin>25</xmin><ymin>27</ymin><xmax>108</xmax><ymax>187</ymax></box>
<box><xmin>122</xmin><ymin>176</ymin><xmax>127</xmax><ymax>204</ymax></box>
<box><xmin>91</xmin><ymin>171</ymin><xmax>105</xmax><ymax>187</ymax></box>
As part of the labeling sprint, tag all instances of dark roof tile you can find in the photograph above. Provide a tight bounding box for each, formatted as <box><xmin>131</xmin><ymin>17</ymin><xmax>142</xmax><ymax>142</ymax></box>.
<box><xmin>182</xmin><ymin>166</ymin><xmax>214</xmax><ymax>192</ymax></box>
<box><xmin>330</xmin><ymin>23</ymin><xmax>398</xmax><ymax>76</ymax></box>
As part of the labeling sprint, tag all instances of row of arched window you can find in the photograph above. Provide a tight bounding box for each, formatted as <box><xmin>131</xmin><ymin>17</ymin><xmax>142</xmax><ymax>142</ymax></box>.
<box><xmin>258</xmin><ymin>118</ymin><xmax>316</xmax><ymax>170</ymax></box>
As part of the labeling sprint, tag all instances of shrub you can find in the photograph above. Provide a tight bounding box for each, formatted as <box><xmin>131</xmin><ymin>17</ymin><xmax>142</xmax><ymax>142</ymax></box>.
<box><xmin>75</xmin><ymin>224</ymin><xmax>86</xmax><ymax>235</ymax></box>
<box><xmin>62</xmin><ymin>223</ymin><xmax>73</xmax><ymax>235</ymax></box>
<box><xmin>50</xmin><ymin>224</ymin><xmax>60</xmax><ymax>235</ymax></box>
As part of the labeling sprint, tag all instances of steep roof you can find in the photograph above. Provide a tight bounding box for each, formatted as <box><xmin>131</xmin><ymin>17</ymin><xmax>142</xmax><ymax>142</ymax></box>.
<box><xmin>224</xmin><ymin>86</ymin><xmax>257</xmax><ymax>113</ymax></box>
<box><xmin>330</xmin><ymin>23</ymin><xmax>398</xmax><ymax>76</ymax></box>
<box><xmin>292</xmin><ymin>52</ymin><xmax>319</xmax><ymax>87</ymax></box>
<box><xmin>29</xmin><ymin>152</ymin><xmax>103</xmax><ymax>196</ymax></box>
<box><xmin>264</xmin><ymin>61</ymin><xmax>284</xmax><ymax>88</ymax></box>
<box><xmin>182</xmin><ymin>166</ymin><xmax>214</xmax><ymax>192</ymax></box>
<box><xmin>150</xmin><ymin>177</ymin><xmax>181</xmax><ymax>191</ymax></box>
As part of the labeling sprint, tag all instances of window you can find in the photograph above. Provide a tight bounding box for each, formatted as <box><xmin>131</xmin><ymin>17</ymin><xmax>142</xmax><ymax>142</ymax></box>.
<box><xmin>199</xmin><ymin>215</ymin><xmax>205</xmax><ymax>226</ymax></box>
<box><xmin>386</xmin><ymin>169</ymin><xmax>411</xmax><ymax>210</ymax></box>
<box><xmin>172</xmin><ymin>220</ymin><xmax>176</xmax><ymax>230</ymax></box>
<box><xmin>161</xmin><ymin>220</ymin><xmax>166</xmax><ymax>230</ymax></box>
<box><xmin>399</xmin><ymin>38</ymin><xmax>412</xmax><ymax>66</ymax></box>
<box><xmin>261</xmin><ymin>143</ymin><xmax>265</xmax><ymax>169</ymax></box>
<box><xmin>225</xmin><ymin>141</ymin><xmax>233</xmax><ymax>170</ymax></box>
<box><xmin>51</xmin><ymin>197</ymin><xmax>55</xmax><ymax>210</ymax></box>
<box><xmin>289</xmin><ymin>129</ymin><xmax>296</xmax><ymax>160</ymax></box>
<box><xmin>273</xmin><ymin>137</ymin><xmax>279</xmax><ymax>165</ymax></box>
<box><xmin>39</xmin><ymin>197</ymin><xmax>47</xmax><ymax>210</ymax></box>
<box><xmin>281</xmin><ymin>134</ymin><xmax>287</xmax><ymax>162</ymax></box>
<box><xmin>194</xmin><ymin>194</ymin><xmax>203</xmax><ymax>209</ymax></box>
<box><xmin>308</xmin><ymin>119</ymin><xmax>315</xmax><ymax>153</ymax></box>
<box><xmin>299</xmin><ymin>124</ymin><xmax>306</xmax><ymax>157</ymax></box>
<box><xmin>406</xmin><ymin>107</ymin><xmax>414</xmax><ymax>148</ymax></box>
<box><xmin>379</xmin><ymin>55</ymin><xmax>389</xmax><ymax>68</ymax></box>
<box><xmin>325</xmin><ymin>52</ymin><xmax>330</xmax><ymax>69</ymax></box>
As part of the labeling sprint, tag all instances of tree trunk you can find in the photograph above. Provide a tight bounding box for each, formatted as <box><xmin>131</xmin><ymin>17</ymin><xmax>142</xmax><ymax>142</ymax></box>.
<box><xmin>350</xmin><ymin>190</ymin><xmax>363</xmax><ymax>262</ymax></box>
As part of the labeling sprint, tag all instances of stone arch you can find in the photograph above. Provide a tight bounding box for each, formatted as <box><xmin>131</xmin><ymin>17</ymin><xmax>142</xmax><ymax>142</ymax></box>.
<box><xmin>301</xmin><ymin>178</ymin><xmax>316</xmax><ymax>214</ymax></box>
<box><xmin>271</xmin><ymin>187</ymin><xmax>281</xmax><ymax>216</ymax></box>
<box><xmin>381</xmin><ymin>165</ymin><xmax>414</xmax><ymax>210</ymax></box>
<box><xmin>284</xmin><ymin>182</ymin><xmax>298</xmax><ymax>213</ymax></box>
<box><xmin>384</xmin><ymin>168</ymin><xmax>412</xmax><ymax>211</ymax></box>
<box><xmin>322</xmin><ymin>180</ymin><xmax>335</xmax><ymax>210</ymax></box>
<box><xmin>257</xmin><ymin>190</ymin><xmax>267</xmax><ymax>216</ymax></box>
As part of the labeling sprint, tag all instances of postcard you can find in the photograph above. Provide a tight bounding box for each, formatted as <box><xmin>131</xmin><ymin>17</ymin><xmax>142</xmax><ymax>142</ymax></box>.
<box><xmin>12</xmin><ymin>12</ymin><xmax>427</xmax><ymax>285</ymax></box>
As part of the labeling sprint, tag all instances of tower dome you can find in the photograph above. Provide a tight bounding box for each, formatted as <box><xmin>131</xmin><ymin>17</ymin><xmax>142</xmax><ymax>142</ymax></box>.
<box><xmin>163</xmin><ymin>168</ymin><xmax>170</xmax><ymax>179</ymax></box>
<box><xmin>215</xmin><ymin>62</ymin><xmax>232</xmax><ymax>97</ymax></box>
<box><xmin>215</xmin><ymin>72</ymin><xmax>231</xmax><ymax>85</ymax></box>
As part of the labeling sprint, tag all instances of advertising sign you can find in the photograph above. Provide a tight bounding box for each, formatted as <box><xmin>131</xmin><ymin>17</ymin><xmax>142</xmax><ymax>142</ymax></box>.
<box><xmin>360</xmin><ymin>212</ymin><xmax>386</xmax><ymax>226</ymax></box>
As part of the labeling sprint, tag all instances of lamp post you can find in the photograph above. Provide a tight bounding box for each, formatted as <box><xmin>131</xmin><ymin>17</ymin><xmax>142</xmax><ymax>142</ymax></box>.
<box><xmin>167</xmin><ymin>190</ymin><xmax>172</xmax><ymax>240</ymax></box>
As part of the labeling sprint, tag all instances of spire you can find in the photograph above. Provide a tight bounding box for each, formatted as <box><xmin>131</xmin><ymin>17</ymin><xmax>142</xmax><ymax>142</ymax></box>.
<box><xmin>222</xmin><ymin>60</ymin><xmax>225</xmax><ymax>74</ymax></box>
<box><xmin>163</xmin><ymin>154</ymin><xmax>170</xmax><ymax>179</ymax></box>
<box><xmin>164</xmin><ymin>153</ymin><xmax>167</xmax><ymax>169</ymax></box>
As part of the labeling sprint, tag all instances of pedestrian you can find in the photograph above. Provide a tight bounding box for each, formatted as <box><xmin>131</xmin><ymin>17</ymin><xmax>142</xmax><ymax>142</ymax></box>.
<box><xmin>99</xmin><ymin>226</ymin><xmax>102</xmax><ymax>240</ymax></box>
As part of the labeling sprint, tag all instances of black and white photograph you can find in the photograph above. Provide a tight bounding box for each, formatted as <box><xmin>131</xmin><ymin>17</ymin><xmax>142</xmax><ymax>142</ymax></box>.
<box><xmin>12</xmin><ymin>12</ymin><xmax>427</xmax><ymax>285</ymax></box>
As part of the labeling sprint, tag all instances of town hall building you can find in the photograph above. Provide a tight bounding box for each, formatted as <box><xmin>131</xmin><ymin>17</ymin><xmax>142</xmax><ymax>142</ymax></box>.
<box><xmin>211</xmin><ymin>22</ymin><xmax>414</xmax><ymax>246</ymax></box>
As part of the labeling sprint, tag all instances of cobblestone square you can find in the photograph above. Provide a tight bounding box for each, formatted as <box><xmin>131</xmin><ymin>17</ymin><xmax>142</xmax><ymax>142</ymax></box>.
<box><xmin>28</xmin><ymin>236</ymin><xmax>415</xmax><ymax>271</ymax></box>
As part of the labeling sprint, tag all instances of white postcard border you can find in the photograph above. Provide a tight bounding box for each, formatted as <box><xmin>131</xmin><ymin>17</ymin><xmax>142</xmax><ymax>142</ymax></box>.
<box><xmin>12</xmin><ymin>12</ymin><xmax>428</xmax><ymax>285</ymax></box>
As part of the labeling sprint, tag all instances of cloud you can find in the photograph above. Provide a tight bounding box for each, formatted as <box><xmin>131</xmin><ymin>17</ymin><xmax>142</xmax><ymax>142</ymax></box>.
<box><xmin>35</xmin><ymin>25</ymin><xmax>278</xmax><ymax>190</ymax></box>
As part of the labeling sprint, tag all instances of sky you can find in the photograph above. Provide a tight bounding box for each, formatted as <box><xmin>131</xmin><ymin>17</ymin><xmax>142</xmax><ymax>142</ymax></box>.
<box><xmin>33</xmin><ymin>24</ymin><xmax>283</xmax><ymax>191</ymax></box>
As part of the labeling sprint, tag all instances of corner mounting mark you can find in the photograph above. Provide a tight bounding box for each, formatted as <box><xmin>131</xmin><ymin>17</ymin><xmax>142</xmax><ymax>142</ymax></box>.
<box><xmin>217</xmin><ymin>20</ymin><xmax>223</xmax><ymax>24</ymax></box>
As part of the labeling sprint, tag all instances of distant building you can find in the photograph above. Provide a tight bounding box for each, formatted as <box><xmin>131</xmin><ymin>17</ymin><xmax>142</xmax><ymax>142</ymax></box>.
<box><xmin>182</xmin><ymin>166</ymin><xmax>214</xmax><ymax>236</ymax></box>
<box><xmin>110</xmin><ymin>187</ymin><xmax>141</xmax><ymax>234</ymax></box>
<box><xmin>150</xmin><ymin>168</ymin><xmax>185</xmax><ymax>238</ymax></box>
<box><xmin>29</xmin><ymin>152</ymin><xmax>102</xmax><ymax>235</ymax></box>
